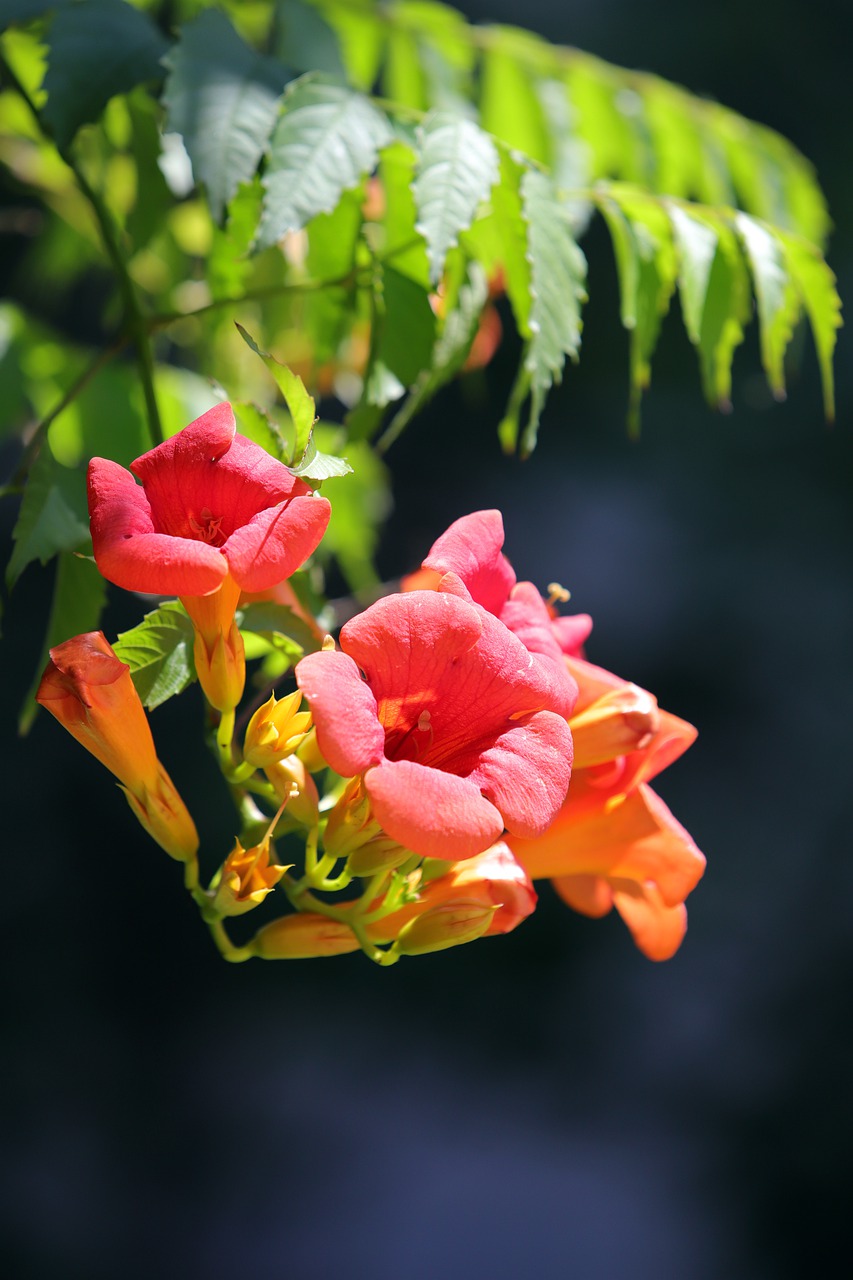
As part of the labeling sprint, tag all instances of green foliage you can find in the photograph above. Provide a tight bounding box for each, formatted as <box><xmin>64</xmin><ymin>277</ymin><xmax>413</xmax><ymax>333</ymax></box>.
<box><xmin>0</xmin><ymin>0</ymin><xmax>841</xmax><ymax>701</ymax></box>
<box><xmin>256</xmin><ymin>73</ymin><xmax>392</xmax><ymax>247</ymax></box>
<box><xmin>42</xmin><ymin>0</ymin><xmax>169</xmax><ymax>152</ymax></box>
<box><xmin>163</xmin><ymin>8</ymin><xmax>287</xmax><ymax>221</ymax></box>
<box><xmin>112</xmin><ymin>601</ymin><xmax>198</xmax><ymax>709</ymax></box>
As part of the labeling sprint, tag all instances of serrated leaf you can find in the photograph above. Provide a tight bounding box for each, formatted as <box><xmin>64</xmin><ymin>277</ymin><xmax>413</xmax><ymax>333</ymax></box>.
<box><xmin>668</xmin><ymin>203</ymin><xmax>718</xmax><ymax>345</ymax></box>
<box><xmin>412</xmin><ymin>111</ymin><xmax>498</xmax><ymax>284</ymax></box>
<box><xmin>779</xmin><ymin>232</ymin><xmax>842</xmax><ymax>421</ymax></box>
<box><xmin>42</xmin><ymin>0</ymin><xmax>169</xmax><ymax>152</ymax></box>
<box><xmin>566</xmin><ymin>58</ymin><xmax>649</xmax><ymax>184</ymax></box>
<box><xmin>6</xmin><ymin>443</ymin><xmax>88</xmax><ymax>588</ymax></box>
<box><xmin>465</xmin><ymin>148</ymin><xmax>531</xmax><ymax>332</ymax></box>
<box><xmin>667</xmin><ymin>203</ymin><xmax>749</xmax><ymax>407</ymax></box>
<box><xmin>302</xmin><ymin>190</ymin><xmax>363</xmax><ymax>364</ymax></box>
<box><xmin>257</xmin><ymin>74</ymin><xmax>392</xmax><ymax>249</ymax></box>
<box><xmin>520</xmin><ymin>168</ymin><xmax>587</xmax><ymax>453</ymax></box>
<box><xmin>735</xmin><ymin>212</ymin><xmax>802</xmax><ymax>401</ymax></box>
<box><xmin>113</xmin><ymin>601</ymin><xmax>197</xmax><ymax>710</ymax></box>
<box><xmin>383</xmin><ymin>24</ymin><xmax>427</xmax><ymax>110</ymax></box>
<box><xmin>19</xmin><ymin>552</ymin><xmax>106</xmax><ymax>735</ymax></box>
<box><xmin>322</xmin><ymin>0</ymin><xmax>386</xmax><ymax>91</ymax></box>
<box><xmin>163</xmin><ymin>8</ymin><xmax>287</xmax><ymax>222</ymax></box>
<box><xmin>599</xmin><ymin>187</ymin><xmax>678</xmax><ymax>433</ymax></box>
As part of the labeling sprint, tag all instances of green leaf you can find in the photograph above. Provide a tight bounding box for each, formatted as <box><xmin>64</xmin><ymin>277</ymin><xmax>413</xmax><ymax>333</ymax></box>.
<box><xmin>412</xmin><ymin>111</ymin><xmax>498</xmax><ymax>284</ymax></box>
<box><xmin>42</xmin><ymin>0</ymin><xmax>169</xmax><ymax>151</ymax></box>
<box><xmin>599</xmin><ymin>187</ymin><xmax>678</xmax><ymax>433</ymax></box>
<box><xmin>778</xmin><ymin>231</ymin><xmax>842</xmax><ymax>421</ymax></box>
<box><xmin>565</xmin><ymin>57</ymin><xmax>649</xmax><ymax>184</ymax></box>
<box><xmin>668</xmin><ymin>203</ymin><xmax>719</xmax><ymax>345</ymax></box>
<box><xmin>290</xmin><ymin>437</ymin><xmax>353</xmax><ymax>480</ymax></box>
<box><xmin>667</xmin><ymin>203</ymin><xmax>749</xmax><ymax>408</ymax></box>
<box><xmin>6</xmin><ymin>443</ymin><xmax>88</xmax><ymax>588</ymax></box>
<box><xmin>274</xmin><ymin>0</ymin><xmax>347</xmax><ymax>78</ymax></box>
<box><xmin>377</xmin><ymin>258</ymin><xmax>489</xmax><ymax>454</ymax></box>
<box><xmin>233</xmin><ymin>400</ymin><xmax>291</xmax><ymax>460</ymax></box>
<box><xmin>237</xmin><ymin>600</ymin><xmax>320</xmax><ymax>656</ymax></box>
<box><xmin>163</xmin><ymin>8</ymin><xmax>287</xmax><ymax>222</ymax></box>
<box><xmin>322</xmin><ymin>0</ymin><xmax>386</xmax><ymax>91</ymax></box>
<box><xmin>479</xmin><ymin>29</ymin><xmax>553</xmax><ymax>163</ymax></box>
<box><xmin>19</xmin><ymin>552</ymin><xmax>107</xmax><ymax>735</ymax></box>
<box><xmin>377</xmin><ymin>140</ymin><xmax>431</xmax><ymax>288</ymax></box>
<box><xmin>313</xmin><ymin>427</ymin><xmax>389</xmax><ymax>592</ymax></box>
<box><xmin>383</xmin><ymin>24</ymin><xmax>427</xmax><ymax>110</ymax></box>
<box><xmin>465</xmin><ymin>148</ymin><xmax>531</xmax><ymax>332</ymax></box>
<box><xmin>113</xmin><ymin>601</ymin><xmax>197</xmax><ymax>710</ymax></box>
<box><xmin>235</xmin><ymin>325</ymin><xmax>317</xmax><ymax>461</ymax></box>
<box><xmin>520</xmin><ymin>168</ymin><xmax>587</xmax><ymax>453</ymax></box>
<box><xmin>257</xmin><ymin>74</ymin><xmax>392</xmax><ymax>248</ymax></box>
<box><xmin>735</xmin><ymin>212</ymin><xmax>802</xmax><ymax>401</ymax></box>
<box><xmin>302</xmin><ymin>189</ymin><xmax>363</xmax><ymax>364</ymax></box>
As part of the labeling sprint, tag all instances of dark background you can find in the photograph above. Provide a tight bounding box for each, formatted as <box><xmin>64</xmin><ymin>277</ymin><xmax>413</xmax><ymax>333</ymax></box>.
<box><xmin>3</xmin><ymin>2</ymin><xmax>852</xmax><ymax>1277</ymax></box>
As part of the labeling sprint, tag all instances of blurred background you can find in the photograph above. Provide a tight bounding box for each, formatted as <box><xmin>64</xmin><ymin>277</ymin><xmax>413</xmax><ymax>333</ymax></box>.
<box><xmin>2</xmin><ymin>1</ymin><xmax>851</xmax><ymax>1277</ymax></box>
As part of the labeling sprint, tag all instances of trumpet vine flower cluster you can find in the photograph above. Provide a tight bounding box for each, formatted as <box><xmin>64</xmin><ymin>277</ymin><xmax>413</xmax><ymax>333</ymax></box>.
<box><xmin>37</xmin><ymin>403</ymin><xmax>705</xmax><ymax>966</ymax></box>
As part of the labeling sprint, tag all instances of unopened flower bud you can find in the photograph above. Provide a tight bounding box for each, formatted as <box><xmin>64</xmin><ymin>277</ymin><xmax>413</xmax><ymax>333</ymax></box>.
<box><xmin>36</xmin><ymin>631</ymin><xmax>198</xmax><ymax>861</ymax></box>
<box><xmin>243</xmin><ymin>690</ymin><xmax>312</xmax><ymax>768</ymax></box>
<box><xmin>295</xmin><ymin>725</ymin><xmax>328</xmax><ymax>772</ymax></box>
<box><xmin>265</xmin><ymin>754</ymin><xmax>319</xmax><ymax>827</ymax></box>
<box><xmin>323</xmin><ymin>779</ymin><xmax>407</xmax><ymax>873</ymax></box>
<box><xmin>395</xmin><ymin>900</ymin><xmax>496</xmax><ymax>956</ymax></box>
<box><xmin>569</xmin><ymin>683</ymin><xmax>659</xmax><ymax>769</ymax></box>
<box><xmin>252</xmin><ymin>912</ymin><xmax>359</xmax><ymax>959</ymax></box>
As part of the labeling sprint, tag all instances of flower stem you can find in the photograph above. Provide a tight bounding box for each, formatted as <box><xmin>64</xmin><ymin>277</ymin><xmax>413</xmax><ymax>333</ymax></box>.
<box><xmin>207</xmin><ymin>917</ymin><xmax>253</xmax><ymax>964</ymax></box>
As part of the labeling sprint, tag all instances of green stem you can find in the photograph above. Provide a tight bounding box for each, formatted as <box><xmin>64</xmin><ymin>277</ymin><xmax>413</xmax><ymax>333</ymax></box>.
<box><xmin>216</xmin><ymin>709</ymin><xmax>236</xmax><ymax>772</ymax></box>
<box><xmin>207</xmin><ymin>917</ymin><xmax>253</xmax><ymax>963</ymax></box>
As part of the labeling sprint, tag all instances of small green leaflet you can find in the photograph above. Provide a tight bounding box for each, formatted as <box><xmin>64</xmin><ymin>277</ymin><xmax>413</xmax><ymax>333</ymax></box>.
<box><xmin>256</xmin><ymin>74</ymin><xmax>393</xmax><ymax>249</ymax></box>
<box><xmin>6</xmin><ymin>443</ymin><xmax>89</xmax><ymax>589</ymax></box>
<box><xmin>235</xmin><ymin>327</ymin><xmax>352</xmax><ymax>478</ymax></box>
<box><xmin>113</xmin><ymin>601</ymin><xmax>197</xmax><ymax>710</ymax></box>
<box><xmin>19</xmin><ymin>552</ymin><xmax>106</xmax><ymax>735</ymax></box>
<box><xmin>412</xmin><ymin>111</ymin><xmax>499</xmax><ymax>284</ymax></box>
<box><xmin>163</xmin><ymin>8</ymin><xmax>287</xmax><ymax>222</ymax></box>
<box><xmin>778</xmin><ymin>230</ymin><xmax>842</xmax><ymax>421</ymax></box>
<box><xmin>669</xmin><ymin>203</ymin><xmax>749</xmax><ymax>409</ymax></box>
<box><xmin>735</xmin><ymin>212</ymin><xmax>801</xmax><ymax>401</ymax></box>
<box><xmin>519</xmin><ymin>168</ymin><xmax>587</xmax><ymax>454</ymax></box>
<box><xmin>599</xmin><ymin>187</ymin><xmax>678</xmax><ymax>434</ymax></box>
<box><xmin>42</xmin><ymin>0</ymin><xmax>169</xmax><ymax>151</ymax></box>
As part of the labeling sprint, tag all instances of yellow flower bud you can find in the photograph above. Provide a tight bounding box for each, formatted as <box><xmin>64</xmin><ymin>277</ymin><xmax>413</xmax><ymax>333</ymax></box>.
<box><xmin>265</xmin><ymin>754</ymin><xmax>320</xmax><ymax>828</ymax></box>
<box><xmin>395</xmin><ymin>900</ymin><xmax>497</xmax><ymax>956</ymax></box>
<box><xmin>323</xmin><ymin>778</ymin><xmax>408</xmax><ymax>874</ymax></box>
<box><xmin>243</xmin><ymin>691</ymin><xmax>312</xmax><ymax>768</ymax></box>
<box><xmin>252</xmin><ymin>912</ymin><xmax>360</xmax><ymax>959</ymax></box>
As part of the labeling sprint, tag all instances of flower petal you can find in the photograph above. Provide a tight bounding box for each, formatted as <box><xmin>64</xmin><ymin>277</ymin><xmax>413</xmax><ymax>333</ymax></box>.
<box><xmin>87</xmin><ymin>458</ymin><xmax>227</xmax><ymax>595</ymax></box>
<box><xmin>552</xmin><ymin>872</ymin><xmax>614</xmax><ymax>918</ymax></box>
<box><xmin>223</xmin><ymin>491</ymin><xmax>331</xmax><ymax>591</ymax></box>
<box><xmin>468</xmin><ymin>711</ymin><xmax>573</xmax><ymax>839</ymax></box>
<box><xmin>296</xmin><ymin>650</ymin><xmax>385</xmax><ymax>777</ymax></box>
<box><xmin>508</xmin><ymin>782</ymin><xmax>705</xmax><ymax>907</ymax></box>
<box><xmin>610</xmin><ymin>879</ymin><xmax>689</xmax><ymax>961</ymax></box>
<box><xmin>422</xmin><ymin>509</ymin><xmax>516</xmax><ymax>615</ymax></box>
<box><xmin>364</xmin><ymin>759</ymin><xmax>504</xmax><ymax>860</ymax></box>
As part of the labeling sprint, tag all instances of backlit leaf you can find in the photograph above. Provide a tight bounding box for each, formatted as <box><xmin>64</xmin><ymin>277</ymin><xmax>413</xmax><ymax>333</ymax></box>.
<box><xmin>113</xmin><ymin>600</ymin><xmax>197</xmax><ymax>710</ymax></box>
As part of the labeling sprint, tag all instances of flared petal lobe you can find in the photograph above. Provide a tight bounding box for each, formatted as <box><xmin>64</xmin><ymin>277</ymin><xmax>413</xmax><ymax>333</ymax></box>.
<box><xmin>295</xmin><ymin>591</ymin><xmax>573</xmax><ymax>860</ymax></box>
<box><xmin>88</xmin><ymin>402</ymin><xmax>330</xmax><ymax>598</ymax></box>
